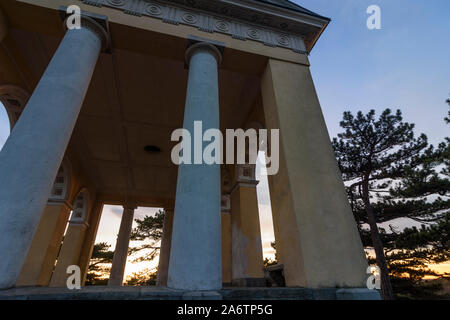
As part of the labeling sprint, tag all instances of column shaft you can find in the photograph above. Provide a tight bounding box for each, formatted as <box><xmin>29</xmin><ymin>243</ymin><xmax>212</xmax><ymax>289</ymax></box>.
<box><xmin>167</xmin><ymin>43</ymin><xmax>222</xmax><ymax>290</ymax></box>
<box><xmin>0</xmin><ymin>24</ymin><xmax>103</xmax><ymax>289</ymax></box>
<box><xmin>79</xmin><ymin>200</ymin><xmax>104</xmax><ymax>284</ymax></box>
<box><xmin>108</xmin><ymin>207</ymin><xmax>135</xmax><ymax>286</ymax></box>
<box><xmin>156</xmin><ymin>209</ymin><xmax>174</xmax><ymax>287</ymax></box>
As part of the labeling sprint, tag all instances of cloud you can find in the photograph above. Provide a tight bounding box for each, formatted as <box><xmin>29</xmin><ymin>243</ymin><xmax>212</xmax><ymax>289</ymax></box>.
<box><xmin>109</xmin><ymin>206</ymin><xmax>123</xmax><ymax>216</ymax></box>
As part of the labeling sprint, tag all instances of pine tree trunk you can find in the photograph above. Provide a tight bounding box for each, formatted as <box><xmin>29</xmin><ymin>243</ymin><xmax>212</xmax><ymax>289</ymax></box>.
<box><xmin>362</xmin><ymin>179</ymin><xmax>394</xmax><ymax>300</ymax></box>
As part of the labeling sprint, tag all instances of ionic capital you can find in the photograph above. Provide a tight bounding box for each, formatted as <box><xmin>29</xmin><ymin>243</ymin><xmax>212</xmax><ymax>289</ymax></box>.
<box><xmin>59</xmin><ymin>6</ymin><xmax>110</xmax><ymax>52</ymax></box>
<box><xmin>185</xmin><ymin>36</ymin><xmax>225</xmax><ymax>66</ymax></box>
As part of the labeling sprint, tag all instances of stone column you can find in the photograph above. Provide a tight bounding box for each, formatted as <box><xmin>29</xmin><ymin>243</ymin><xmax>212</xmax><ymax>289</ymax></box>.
<box><xmin>156</xmin><ymin>209</ymin><xmax>174</xmax><ymax>287</ymax></box>
<box><xmin>260</xmin><ymin>58</ymin><xmax>369</xmax><ymax>288</ymax></box>
<box><xmin>167</xmin><ymin>41</ymin><xmax>223</xmax><ymax>291</ymax></box>
<box><xmin>230</xmin><ymin>164</ymin><xmax>265</xmax><ymax>287</ymax></box>
<box><xmin>79</xmin><ymin>200</ymin><xmax>104</xmax><ymax>284</ymax></box>
<box><xmin>0</xmin><ymin>16</ymin><xmax>107</xmax><ymax>289</ymax></box>
<box><xmin>108</xmin><ymin>206</ymin><xmax>136</xmax><ymax>286</ymax></box>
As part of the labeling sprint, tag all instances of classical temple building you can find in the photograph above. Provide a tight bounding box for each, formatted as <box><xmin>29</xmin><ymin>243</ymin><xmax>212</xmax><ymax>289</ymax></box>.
<box><xmin>0</xmin><ymin>0</ymin><xmax>380</xmax><ymax>299</ymax></box>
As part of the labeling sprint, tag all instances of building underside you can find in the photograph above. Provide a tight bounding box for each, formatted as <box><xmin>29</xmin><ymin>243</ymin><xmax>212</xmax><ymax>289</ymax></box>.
<box><xmin>0</xmin><ymin>0</ymin><xmax>380</xmax><ymax>299</ymax></box>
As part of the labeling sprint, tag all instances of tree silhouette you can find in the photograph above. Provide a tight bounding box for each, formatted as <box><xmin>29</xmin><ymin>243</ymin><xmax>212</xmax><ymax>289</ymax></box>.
<box><xmin>128</xmin><ymin>209</ymin><xmax>165</xmax><ymax>263</ymax></box>
<box><xmin>85</xmin><ymin>242</ymin><xmax>114</xmax><ymax>285</ymax></box>
<box><xmin>332</xmin><ymin>108</ymin><xmax>428</xmax><ymax>299</ymax></box>
<box><xmin>333</xmin><ymin>107</ymin><xmax>449</xmax><ymax>299</ymax></box>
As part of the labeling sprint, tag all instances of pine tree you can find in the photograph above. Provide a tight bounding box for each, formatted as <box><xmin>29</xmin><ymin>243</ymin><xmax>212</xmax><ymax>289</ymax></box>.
<box><xmin>378</xmin><ymin>101</ymin><xmax>449</xmax><ymax>299</ymax></box>
<box><xmin>85</xmin><ymin>242</ymin><xmax>114</xmax><ymax>285</ymax></box>
<box><xmin>128</xmin><ymin>209</ymin><xmax>165</xmax><ymax>263</ymax></box>
<box><xmin>332</xmin><ymin>109</ymin><xmax>428</xmax><ymax>299</ymax></box>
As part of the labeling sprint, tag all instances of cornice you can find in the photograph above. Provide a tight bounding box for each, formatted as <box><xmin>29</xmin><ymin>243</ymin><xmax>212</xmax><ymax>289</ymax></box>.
<box><xmin>79</xmin><ymin>0</ymin><xmax>317</xmax><ymax>53</ymax></box>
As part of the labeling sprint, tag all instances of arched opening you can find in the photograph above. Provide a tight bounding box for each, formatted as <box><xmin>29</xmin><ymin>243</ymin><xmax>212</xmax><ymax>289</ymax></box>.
<box><xmin>0</xmin><ymin>85</ymin><xmax>29</xmax><ymax>151</ymax></box>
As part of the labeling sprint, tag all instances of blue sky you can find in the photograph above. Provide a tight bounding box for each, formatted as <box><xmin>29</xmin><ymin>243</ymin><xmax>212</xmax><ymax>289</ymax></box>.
<box><xmin>293</xmin><ymin>0</ymin><xmax>450</xmax><ymax>146</ymax></box>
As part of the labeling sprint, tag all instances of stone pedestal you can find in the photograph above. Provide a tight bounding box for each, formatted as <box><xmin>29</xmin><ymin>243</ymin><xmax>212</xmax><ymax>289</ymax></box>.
<box><xmin>336</xmin><ymin>288</ymin><xmax>382</xmax><ymax>300</ymax></box>
<box><xmin>0</xmin><ymin>286</ymin><xmax>382</xmax><ymax>300</ymax></box>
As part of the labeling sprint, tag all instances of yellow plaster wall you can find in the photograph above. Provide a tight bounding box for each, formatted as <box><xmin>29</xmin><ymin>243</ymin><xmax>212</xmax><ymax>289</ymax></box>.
<box><xmin>261</xmin><ymin>58</ymin><xmax>368</xmax><ymax>288</ymax></box>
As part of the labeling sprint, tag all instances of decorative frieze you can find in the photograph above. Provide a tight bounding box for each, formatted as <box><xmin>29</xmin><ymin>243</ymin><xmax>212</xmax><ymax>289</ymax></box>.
<box><xmin>79</xmin><ymin>0</ymin><xmax>307</xmax><ymax>53</ymax></box>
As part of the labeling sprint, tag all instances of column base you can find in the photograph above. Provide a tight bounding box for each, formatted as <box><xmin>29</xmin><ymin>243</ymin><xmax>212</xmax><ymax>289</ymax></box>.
<box><xmin>336</xmin><ymin>288</ymin><xmax>382</xmax><ymax>300</ymax></box>
<box><xmin>182</xmin><ymin>291</ymin><xmax>222</xmax><ymax>300</ymax></box>
<box><xmin>0</xmin><ymin>286</ymin><xmax>382</xmax><ymax>300</ymax></box>
<box><xmin>232</xmin><ymin>278</ymin><xmax>267</xmax><ymax>287</ymax></box>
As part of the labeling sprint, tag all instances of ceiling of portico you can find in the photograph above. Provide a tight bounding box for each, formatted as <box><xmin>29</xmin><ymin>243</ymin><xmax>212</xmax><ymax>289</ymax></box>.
<box><xmin>2</xmin><ymin>6</ymin><xmax>265</xmax><ymax>207</ymax></box>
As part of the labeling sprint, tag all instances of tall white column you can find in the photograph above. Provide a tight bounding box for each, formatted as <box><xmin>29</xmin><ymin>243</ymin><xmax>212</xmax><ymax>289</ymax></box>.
<box><xmin>167</xmin><ymin>42</ymin><xmax>223</xmax><ymax>291</ymax></box>
<box><xmin>0</xmin><ymin>17</ymin><xmax>107</xmax><ymax>289</ymax></box>
<box><xmin>156</xmin><ymin>208</ymin><xmax>174</xmax><ymax>287</ymax></box>
<box><xmin>108</xmin><ymin>206</ymin><xmax>135</xmax><ymax>286</ymax></box>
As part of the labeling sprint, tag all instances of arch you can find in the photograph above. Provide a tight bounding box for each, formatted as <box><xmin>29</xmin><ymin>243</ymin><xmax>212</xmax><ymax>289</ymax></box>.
<box><xmin>0</xmin><ymin>84</ymin><xmax>30</xmax><ymax>130</ymax></box>
<box><xmin>69</xmin><ymin>188</ymin><xmax>91</xmax><ymax>223</ymax></box>
<box><xmin>48</xmin><ymin>158</ymin><xmax>73</xmax><ymax>202</ymax></box>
